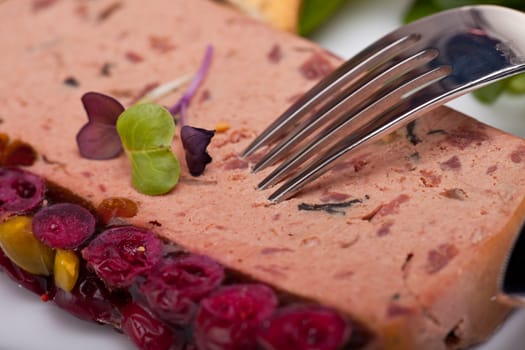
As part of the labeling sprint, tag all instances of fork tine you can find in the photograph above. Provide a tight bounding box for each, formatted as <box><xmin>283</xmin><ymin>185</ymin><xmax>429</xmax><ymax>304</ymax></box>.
<box><xmin>267</xmin><ymin>66</ymin><xmax>452</xmax><ymax>202</ymax></box>
<box><xmin>240</xmin><ymin>33</ymin><xmax>421</xmax><ymax>158</ymax></box>
<box><xmin>252</xmin><ymin>48</ymin><xmax>440</xmax><ymax>175</ymax></box>
<box><xmin>248</xmin><ymin>5</ymin><xmax>525</xmax><ymax>202</ymax></box>
<box><xmin>258</xmin><ymin>54</ymin><xmax>446</xmax><ymax>189</ymax></box>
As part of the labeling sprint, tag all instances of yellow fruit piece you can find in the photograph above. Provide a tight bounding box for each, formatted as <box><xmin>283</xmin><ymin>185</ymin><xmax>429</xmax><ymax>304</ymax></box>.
<box><xmin>0</xmin><ymin>216</ymin><xmax>55</xmax><ymax>275</ymax></box>
<box><xmin>222</xmin><ymin>0</ymin><xmax>302</xmax><ymax>32</ymax></box>
<box><xmin>54</xmin><ymin>249</ymin><xmax>80</xmax><ymax>292</ymax></box>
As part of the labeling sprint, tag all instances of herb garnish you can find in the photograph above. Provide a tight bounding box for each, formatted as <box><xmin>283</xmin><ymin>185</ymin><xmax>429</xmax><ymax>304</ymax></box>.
<box><xmin>116</xmin><ymin>103</ymin><xmax>180</xmax><ymax>195</ymax></box>
<box><xmin>76</xmin><ymin>45</ymin><xmax>216</xmax><ymax>195</ymax></box>
<box><xmin>169</xmin><ymin>45</ymin><xmax>216</xmax><ymax>176</ymax></box>
<box><xmin>180</xmin><ymin>126</ymin><xmax>214</xmax><ymax>176</ymax></box>
<box><xmin>76</xmin><ymin>92</ymin><xmax>124</xmax><ymax>160</ymax></box>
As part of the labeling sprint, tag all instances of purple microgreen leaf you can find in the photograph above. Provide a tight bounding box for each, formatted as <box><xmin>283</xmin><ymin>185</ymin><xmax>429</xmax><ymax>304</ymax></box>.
<box><xmin>181</xmin><ymin>125</ymin><xmax>215</xmax><ymax>176</ymax></box>
<box><xmin>76</xmin><ymin>92</ymin><xmax>124</xmax><ymax>160</ymax></box>
<box><xmin>169</xmin><ymin>45</ymin><xmax>214</xmax><ymax>125</ymax></box>
<box><xmin>169</xmin><ymin>45</ymin><xmax>216</xmax><ymax>177</ymax></box>
<box><xmin>76</xmin><ymin>123</ymin><xmax>124</xmax><ymax>160</ymax></box>
<box><xmin>81</xmin><ymin>92</ymin><xmax>125</xmax><ymax>125</ymax></box>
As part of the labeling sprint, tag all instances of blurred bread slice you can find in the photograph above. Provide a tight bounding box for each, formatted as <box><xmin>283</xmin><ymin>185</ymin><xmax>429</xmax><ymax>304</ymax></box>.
<box><xmin>221</xmin><ymin>0</ymin><xmax>302</xmax><ymax>32</ymax></box>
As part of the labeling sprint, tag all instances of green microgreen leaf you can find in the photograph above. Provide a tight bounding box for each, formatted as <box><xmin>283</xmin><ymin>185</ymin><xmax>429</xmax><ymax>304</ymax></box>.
<box><xmin>298</xmin><ymin>0</ymin><xmax>346</xmax><ymax>36</ymax></box>
<box><xmin>128</xmin><ymin>148</ymin><xmax>180</xmax><ymax>196</ymax></box>
<box><xmin>116</xmin><ymin>103</ymin><xmax>180</xmax><ymax>195</ymax></box>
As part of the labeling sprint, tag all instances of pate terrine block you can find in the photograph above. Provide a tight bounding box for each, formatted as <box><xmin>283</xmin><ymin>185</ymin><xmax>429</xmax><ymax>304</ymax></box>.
<box><xmin>2</xmin><ymin>0</ymin><xmax>525</xmax><ymax>349</ymax></box>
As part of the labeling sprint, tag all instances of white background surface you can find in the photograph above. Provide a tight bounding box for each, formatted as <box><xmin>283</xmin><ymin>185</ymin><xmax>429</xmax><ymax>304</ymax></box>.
<box><xmin>1</xmin><ymin>0</ymin><xmax>525</xmax><ymax>349</ymax></box>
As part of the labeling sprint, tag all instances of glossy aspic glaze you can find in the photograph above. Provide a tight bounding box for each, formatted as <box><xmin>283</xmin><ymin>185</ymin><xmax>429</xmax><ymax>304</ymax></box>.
<box><xmin>2</xmin><ymin>1</ymin><xmax>525</xmax><ymax>349</ymax></box>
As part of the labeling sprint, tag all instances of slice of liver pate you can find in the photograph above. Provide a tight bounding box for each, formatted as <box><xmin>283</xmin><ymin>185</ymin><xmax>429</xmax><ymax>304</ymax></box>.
<box><xmin>1</xmin><ymin>0</ymin><xmax>525</xmax><ymax>349</ymax></box>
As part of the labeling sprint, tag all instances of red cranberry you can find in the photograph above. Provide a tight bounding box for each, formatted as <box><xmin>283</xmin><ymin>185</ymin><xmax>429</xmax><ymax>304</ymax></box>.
<box><xmin>140</xmin><ymin>254</ymin><xmax>224</xmax><ymax>325</ymax></box>
<box><xmin>194</xmin><ymin>284</ymin><xmax>278</xmax><ymax>350</ymax></box>
<box><xmin>0</xmin><ymin>248</ymin><xmax>52</xmax><ymax>296</ymax></box>
<box><xmin>53</xmin><ymin>268</ymin><xmax>130</xmax><ymax>325</ymax></box>
<box><xmin>257</xmin><ymin>305</ymin><xmax>351</xmax><ymax>350</ymax></box>
<box><xmin>82</xmin><ymin>226</ymin><xmax>163</xmax><ymax>288</ymax></box>
<box><xmin>33</xmin><ymin>203</ymin><xmax>96</xmax><ymax>249</ymax></box>
<box><xmin>121</xmin><ymin>302</ymin><xmax>181</xmax><ymax>350</ymax></box>
<box><xmin>0</xmin><ymin>167</ymin><xmax>44</xmax><ymax>215</ymax></box>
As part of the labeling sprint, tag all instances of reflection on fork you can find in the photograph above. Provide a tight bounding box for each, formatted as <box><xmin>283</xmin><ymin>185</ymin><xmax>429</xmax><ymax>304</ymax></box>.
<box><xmin>240</xmin><ymin>5</ymin><xmax>525</xmax><ymax>203</ymax></box>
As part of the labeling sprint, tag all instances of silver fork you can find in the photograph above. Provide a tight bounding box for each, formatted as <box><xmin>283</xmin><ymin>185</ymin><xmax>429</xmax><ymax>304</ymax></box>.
<box><xmin>240</xmin><ymin>5</ymin><xmax>525</xmax><ymax>202</ymax></box>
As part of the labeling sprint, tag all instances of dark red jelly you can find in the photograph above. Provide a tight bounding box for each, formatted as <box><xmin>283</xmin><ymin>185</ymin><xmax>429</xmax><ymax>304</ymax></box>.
<box><xmin>121</xmin><ymin>302</ymin><xmax>181</xmax><ymax>350</ymax></box>
<box><xmin>140</xmin><ymin>254</ymin><xmax>225</xmax><ymax>325</ymax></box>
<box><xmin>257</xmin><ymin>305</ymin><xmax>351</xmax><ymax>350</ymax></box>
<box><xmin>0</xmin><ymin>248</ymin><xmax>52</xmax><ymax>296</ymax></box>
<box><xmin>53</xmin><ymin>268</ymin><xmax>130</xmax><ymax>325</ymax></box>
<box><xmin>194</xmin><ymin>284</ymin><xmax>278</xmax><ymax>350</ymax></box>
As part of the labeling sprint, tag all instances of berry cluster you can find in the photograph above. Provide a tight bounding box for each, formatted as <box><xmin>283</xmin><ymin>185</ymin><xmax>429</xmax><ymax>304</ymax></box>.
<box><xmin>0</xmin><ymin>167</ymin><xmax>353</xmax><ymax>350</ymax></box>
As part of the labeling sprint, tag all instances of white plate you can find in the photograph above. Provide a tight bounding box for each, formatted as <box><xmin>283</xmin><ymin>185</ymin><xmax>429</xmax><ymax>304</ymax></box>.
<box><xmin>1</xmin><ymin>1</ymin><xmax>525</xmax><ymax>349</ymax></box>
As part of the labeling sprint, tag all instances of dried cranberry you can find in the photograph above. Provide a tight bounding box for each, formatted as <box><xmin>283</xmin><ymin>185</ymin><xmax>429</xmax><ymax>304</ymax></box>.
<box><xmin>0</xmin><ymin>248</ymin><xmax>52</xmax><ymax>296</ymax></box>
<box><xmin>121</xmin><ymin>302</ymin><xmax>180</xmax><ymax>350</ymax></box>
<box><xmin>140</xmin><ymin>254</ymin><xmax>224</xmax><ymax>325</ymax></box>
<box><xmin>32</xmin><ymin>203</ymin><xmax>96</xmax><ymax>249</ymax></box>
<box><xmin>97</xmin><ymin>197</ymin><xmax>138</xmax><ymax>224</ymax></box>
<box><xmin>3</xmin><ymin>141</ymin><xmax>37</xmax><ymax>166</ymax></box>
<box><xmin>257</xmin><ymin>305</ymin><xmax>350</xmax><ymax>350</ymax></box>
<box><xmin>0</xmin><ymin>167</ymin><xmax>44</xmax><ymax>215</ymax></box>
<box><xmin>82</xmin><ymin>226</ymin><xmax>163</xmax><ymax>288</ymax></box>
<box><xmin>194</xmin><ymin>284</ymin><xmax>278</xmax><ymax>350</ymax></box>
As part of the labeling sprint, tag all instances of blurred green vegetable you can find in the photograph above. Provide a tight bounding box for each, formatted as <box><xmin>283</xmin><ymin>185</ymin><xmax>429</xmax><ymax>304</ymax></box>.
<box><xmin>508</xmin><ymin>73</ymin><xmax>525</xmax><ymax>94</ymax></box>
<box><xmin>404</xmin><ymin>0</ymin><xmax>525</xmax><ymax>104</ymax></box>
<box><xmin>299</xmin><ymin>0</ymin><xmax>347</xmax><ymax>36</ymax></box>
<box><xmin>403</xmin><ymin>0</ymin><xmax>441</xmax><ymax>23</ymax></box>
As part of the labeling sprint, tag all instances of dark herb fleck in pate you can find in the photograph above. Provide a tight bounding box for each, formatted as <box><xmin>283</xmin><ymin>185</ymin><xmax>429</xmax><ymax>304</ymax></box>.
<box><xmin>406</xmin><ymin>121</ymin><xmax>422</xmax><ymax>146</ymax></box>
<box><xmin>298</xmin><ymin>196</ymin><xmax>369</xmax><ymax>215</ymax></box>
